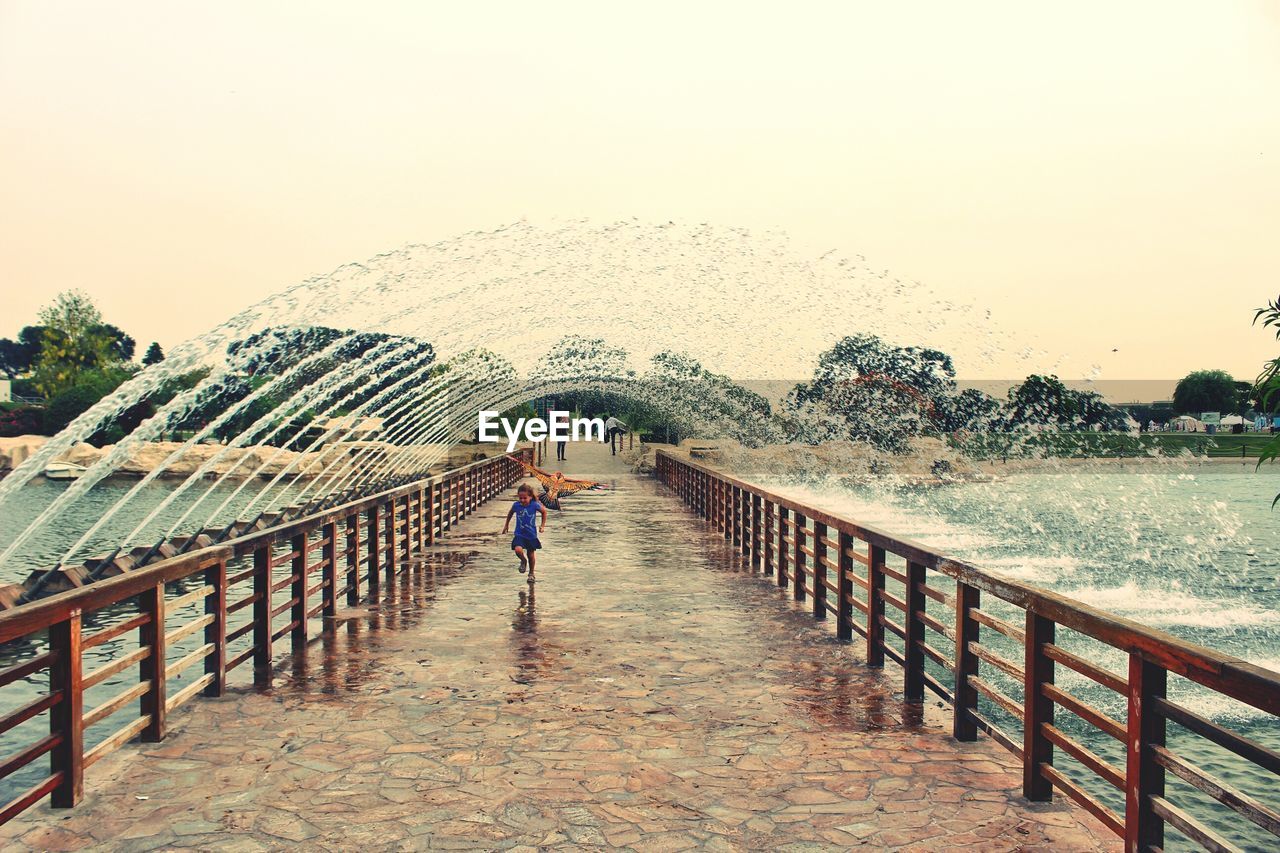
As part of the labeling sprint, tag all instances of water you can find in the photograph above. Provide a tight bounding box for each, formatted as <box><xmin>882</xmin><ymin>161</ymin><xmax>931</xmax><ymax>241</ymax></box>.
<box><xmin>770</xmin><ymin>465</ymin><xmax>1280</xmax><ymax>671</ymax></box>
<box><xmin>761</xmin><ymin>463</ymin><xmax>1280</xmax><ymax>849</ymax></box>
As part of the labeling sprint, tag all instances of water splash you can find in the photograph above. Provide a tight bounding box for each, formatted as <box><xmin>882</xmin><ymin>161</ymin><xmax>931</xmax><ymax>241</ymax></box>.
<box><xmin>0</xmin><ymin>221</ymin><xmax>1028</xmax><ymax>577</ymax></box>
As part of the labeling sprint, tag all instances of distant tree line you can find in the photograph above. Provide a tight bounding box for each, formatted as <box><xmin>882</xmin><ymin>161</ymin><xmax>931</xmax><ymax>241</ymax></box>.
<box><xmin>781</xmin><ymin>334</ymin><xmax>1132</xmax><ymax>453</ymax></box>
<box><xmin>0</xmin><ymin>290</ymin><xmax>432</xmax><ymax>448</ymax></box>
<box><xmin>0</xmin><ymin>291</ymin><xmax>169</xmax><ymax>440</ymax></box>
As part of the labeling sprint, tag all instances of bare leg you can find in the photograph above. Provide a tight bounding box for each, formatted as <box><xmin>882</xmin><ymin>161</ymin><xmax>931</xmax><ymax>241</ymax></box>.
<box><xmin>513</xmin><ymin>546</ymin><xmax>527</xmax><ymax>573</ymax></box>
<box><xmin>527</xmin><ymin>550</ymin><xmax>537</xmax><ymax>578</ymax></box>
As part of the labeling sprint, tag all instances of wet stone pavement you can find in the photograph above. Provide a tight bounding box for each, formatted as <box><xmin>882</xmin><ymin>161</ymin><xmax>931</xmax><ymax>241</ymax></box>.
<box><xmin>4</xmin><ymin>441</ymin><xmax>1115</xmax><ymax>850</ymax></box>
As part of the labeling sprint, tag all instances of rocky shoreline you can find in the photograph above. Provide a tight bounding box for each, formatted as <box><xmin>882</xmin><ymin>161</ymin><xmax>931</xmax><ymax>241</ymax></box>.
<box><xmin>0</xmin><ymin>435</ymin><xmax>500</xmax><ymax>481</ymax></box>
<box><xmin>626</xmin><ymin>437</ymin><xmax>1261</xmax><ymax>489</ymax></box>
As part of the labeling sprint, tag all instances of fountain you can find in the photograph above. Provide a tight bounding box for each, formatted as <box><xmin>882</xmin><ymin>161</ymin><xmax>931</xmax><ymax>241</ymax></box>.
<box><xmin>0</xmin><ymin>220</ymin><xmax>1276</xmax><ymax>848</ymax></box>
<box><xmin>0</xmin><ymin>221</ymin><xmax>1011</xmax><ymax>597</ymax></box>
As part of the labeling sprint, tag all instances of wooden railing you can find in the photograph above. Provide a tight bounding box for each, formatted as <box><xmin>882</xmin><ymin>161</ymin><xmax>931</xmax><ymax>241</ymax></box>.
<box><xmin>0</xmin><ymin>449</ymin><xmax>530</xmax><ymax>824</ymax></box>
<box><xmin>655</xmin><ymin>450</ymin><xmax>1280</xmax><ymax>853</ymax></box>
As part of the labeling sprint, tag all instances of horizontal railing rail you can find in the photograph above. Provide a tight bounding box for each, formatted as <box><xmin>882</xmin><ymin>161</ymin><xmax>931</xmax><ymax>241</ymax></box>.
<box><xmin>0</xmin><ymin>448</ymin><xmax>531</xmax><ymax>825</ymax></box>
<box><xmin>655</xmin><ymin>449</ymin><xmax>1280</xmax><ymax>853</ymax></box>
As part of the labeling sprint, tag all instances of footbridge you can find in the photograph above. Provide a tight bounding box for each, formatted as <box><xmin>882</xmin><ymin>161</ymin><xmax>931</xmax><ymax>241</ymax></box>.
<box><xmin>0</xmin><ymin>439</ymin><xmax>1276</xmax><ymax>850</ymax></box>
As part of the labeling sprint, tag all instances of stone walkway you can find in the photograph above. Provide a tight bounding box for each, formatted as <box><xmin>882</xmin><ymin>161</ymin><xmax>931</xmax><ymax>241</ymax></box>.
<box><xmin>4</xmin><ymin>440</ymin><xmax>1116</xmax><ymax>850</ymax></box>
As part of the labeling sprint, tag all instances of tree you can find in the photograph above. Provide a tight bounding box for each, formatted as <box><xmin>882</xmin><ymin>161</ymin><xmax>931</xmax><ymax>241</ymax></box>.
<box><xmin>538</xmin><ymin>336</ymin><xmax>632</xmax><ymax>382</ymax></box>
<box><xmin>1003</xmin><ymin>375</ymin><xmax>1129</xmax><ymax>431</ymax></box>
<box><xmin>143</xmin><ymin>341</ymin><xmax>165</xmax><ymax>365</ymax></box>
<box><xmin>1251</xmin><ymin>296</ymin><xmax>1280</xmax><ymax>504</ymax></box>
<box><xmin>786</xmin><ymin>334</ymin><xmax>956</xmax><ymax>452</ymax></box>
<box><xmin>792</xmin><ymin>334</ymin><xmax>956</xmax><ymax>407</ymax></box>
<box><xmin>1124</xmin><ymin>403</ymin><xmax>1176</xmax><ymax>430</ymax></box>
<box><xmin>31</xmin><ymin>291</ymin><xmax>115</xmax><ymax>397</ymax></box>
<box><xmin>1173</xmin><ymin>370</ymin><xmax>1241</xmax><ymax>416</ymax></box>
<box><xmin>646</xmin><ymin>351</ymin><xmax>778</xmax><ymax>445</ymax></box>
<box><xmin>0</xmin><ymin>326</ymin><xmax>46</xmax><ymax>378</ymax></box>
<box><xmin>0</xmin><ymin>339</ymin><xmax>28</xmax><ymax>379</ymax></box>
<box><xmin>935</xmin><ymin>388</ymin><xmax>1001</xmax><ymax>432</ymax></box>
<box><xmin>93</xmin><ymin>324</ymin><xmax>136</xmax><ymax>362</ymax></box>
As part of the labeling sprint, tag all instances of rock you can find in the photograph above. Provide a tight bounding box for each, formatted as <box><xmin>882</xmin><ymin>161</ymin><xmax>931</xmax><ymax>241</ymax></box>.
<box><xmin>0</xmin><ymin>435</ymin><xmax>46</xmax><ymax>470</ymax></box>
<box><xmin>59</xmin><ymin>442</ymin><xmax>106</xmax><ymax>467</ymax></box>
<box><xmin>0</xmin><ymin>436</ymin><xmax>513</xmax><ymax>480</ymax></box>
<box><xmin>714</xmin><ymin>436</ymin><xmax>987</xmax><ymax>487</ymax></box>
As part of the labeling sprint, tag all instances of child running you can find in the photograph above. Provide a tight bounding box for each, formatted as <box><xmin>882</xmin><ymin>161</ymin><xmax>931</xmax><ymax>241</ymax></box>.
<box><xmin>502</xmin><ymin>483</ymin><xmax>547</xmax><ymax>576</ymax></box>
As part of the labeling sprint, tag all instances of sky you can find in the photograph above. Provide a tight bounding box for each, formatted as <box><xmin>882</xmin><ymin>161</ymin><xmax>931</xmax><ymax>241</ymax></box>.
<box><xmin>1</xmin><ymin>1</ymin><xmax>1277</xmax><ymax>381</ymax></box>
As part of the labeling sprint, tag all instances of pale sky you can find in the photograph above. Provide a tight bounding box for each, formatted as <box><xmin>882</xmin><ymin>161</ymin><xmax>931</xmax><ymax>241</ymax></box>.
<box><xmin>1</xmin><ymin>1</ymin><xmax>1277</xmax><ymax>380</ymax></box>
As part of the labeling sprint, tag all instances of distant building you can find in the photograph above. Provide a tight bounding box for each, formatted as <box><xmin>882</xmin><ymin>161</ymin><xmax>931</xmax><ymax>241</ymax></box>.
<box><xmin>0</xmin><ymin>379</ymin><xmax>9</xmax><ymax>403</ymax></box>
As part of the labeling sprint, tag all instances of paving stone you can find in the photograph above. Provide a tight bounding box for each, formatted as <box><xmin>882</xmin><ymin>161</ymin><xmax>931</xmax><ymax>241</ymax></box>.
<box><xmin>0</xmin><ymin>443</ymin><xmax>1117</xmax><ymax>851</ymax></box>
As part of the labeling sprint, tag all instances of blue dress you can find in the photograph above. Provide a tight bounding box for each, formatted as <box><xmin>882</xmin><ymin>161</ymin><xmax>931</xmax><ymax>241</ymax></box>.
<box><xmin>510</xmin><ymin>500</ymin><xmax>543</xmax><ymax>551</ymax></box>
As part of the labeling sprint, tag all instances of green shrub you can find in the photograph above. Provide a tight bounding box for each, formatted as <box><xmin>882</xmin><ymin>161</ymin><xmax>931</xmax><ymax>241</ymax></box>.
<box><xmin>43</xmin><ymin>365</ymin><xmax>136</xmax><ymax>437</ymax></box>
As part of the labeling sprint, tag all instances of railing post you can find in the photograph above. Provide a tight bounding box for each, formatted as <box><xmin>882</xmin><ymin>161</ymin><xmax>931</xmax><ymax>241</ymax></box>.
<box><xmin>1024</xmin><ymin>612</ymin><xmax>1055</xmax><ymax>800</ymax></box>
<box><xmin>749</xmin><ymin>493</ymin><xmax>762</xmax><ymax>569</ymax></box>
<box><xmin>727</xmin><ymin>483</ymin><xmax>736</xmax><ymax>542</ymax></box>
<box><xmin>867</xmin><ymin>545</ymin><xmax>885</xmax><ymax>667</ymax></box>
<box><xmin>445</xmin><ymin>478</ymin><xmax>451</xmax><ymax>528</ymax></box>
<box><xmin>1125</xmin><ymin>654</ymin><xmax>1167</xmax><ymax>851</ymax></box>
<box><xmin>732</xmin><ymin>486</ymin><xmax>742</xmax><ymax>549</ymax></box>
<box><xmin>812</xmin><ymin>522</ymin><xmax>827</xmax><ymax>619</ymax></box>
<box><xmin>345</xmin><ymin>514</ymin><xmax>360</xmax><ymax>606</ymax></box>
<box><xmin>732</xmin><ymin>484</ymin><xmax>742</xmax><ymax>545</ymax></box>
<box><xmin>252</xmin><ymin>544</ymin><xmax>272</xmax><ymax>686</ymax></box>
<box><xmin>322</xmin><ymin>521</ymin><xmax>338</xmax><ymax>620</ymax></box>
<box><xmin>426</xmin><ymin>482</ymin><xmax>436</xmax><ymax>546</ymax></box>
<box><xmin>203</xmin><ymin>558</ymin><xmax>227</xmax><ymax>697</ymax></box>
<box><xmin>793</xmin><ymin>512</ymin><xmax>806</xmax><ymax>602</ymax></box>
<box><xmin>718</xmin><ymin>479</ymin><xmax>726</xmax><ymax>534</ymax></box>
<box><xmin>728</xmin><ymin>484</ymin><xmax>736</xmax><ymax>545</ymax></box>
<box><xmin>366</xmin><ymin>505</ymin><xmax>380</xmax><ymax>593</ymax></box>
<box><xmin>904</xmin><ymin>561</ymin><xmax>926</xmax><ymax>702</ymax></box>
<box><xmin>291</xmin><ymin>532</ymin><xmax>307</xmax><ymax>650</ymax></box>
<box><xmin>776</xmin><ymin>507</ymin><xmax>789</xmax><ymax>589</ymax></box>
<box><xmin>418</xmin><ymin>486</ymin><xmax>427</xmax><ymax>554</ymax></box>
<box><xmin>715</xmin><ymin>479</ymin><xmax>724</xmax><ymax>537</ymax></box>
<box><xmin>140</xmin><ymin>583</ymin><xmax>166</xmax><ymax>741</ymax></box>
<box><xmin>711</xmin><ymin>473</ymin><xmax>721</xmax><ymax>527</ymax></box>
<box><xmin>385</xmin><ymin>499</ymin><xmax>397</xmax><ymax>579</ymax></box>
<box><xmin>953</xmin><ymin>581</ymin><xmax>980</xmax><ymax>740</ymax></box>
<box><xmin>402</xmin><ymin>494</ymin><xmax>412</xmax><ymax>562</ymax></box>
<box><xmin>727</xmin><ymin>485</ymin><xmax>736</xmax><ymax>545</ymax></box>
<box><xmin>48</xmin><ymin>611</ymin><xmax>83</xmax><ymax>808</ymax></box>
<box><xmin>836</xmin><ymin>530</ymin><xmax>854</xmax><ymax>641</ymax></box>
<box><xmin>763</xmin><ymin>500</ymin><xmax>775</xmax><ymax>576</ymax></box>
